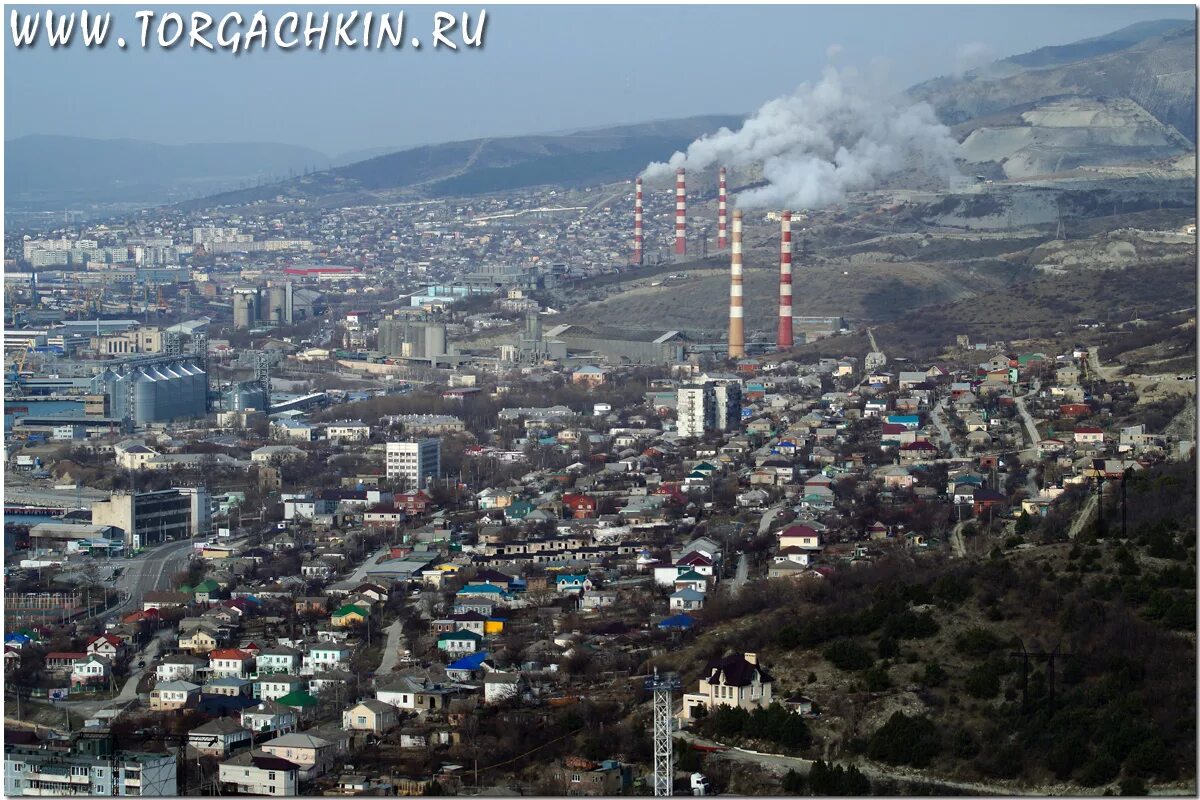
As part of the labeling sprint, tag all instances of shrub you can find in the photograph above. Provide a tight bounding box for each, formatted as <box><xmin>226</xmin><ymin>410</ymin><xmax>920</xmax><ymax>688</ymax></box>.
<box><xmin>964</xmin><ymin>663</ymin><xmax>1001</xmax><ymax>699</ymax></box>
<box><xmin>1079</xmin><ymin>753</ymin><xmax>1120</xmax><ymax>787</ymax></box>
<box><xmin>867</xmin><ymin>712</ymin><xmax>941</xmax><ymax>768</ymax></box>
<box><xmin>921</xmin><ymin>661</ymin><xmax>948</xmax><ymax>688</ymax></box>
<box><xmin>823</xmin><ymin>640</ymin><xmax>874</xmax><ymax>671</ymax></box>
<box><xmin>955</xmin><ymin>627</ymin><xmax>1005</xmax><ymax>657</ymax></box>
<box><xmin>863</xmin><ymin>665</ymin><xmax>892</xmax><ymax>692</ymax></box>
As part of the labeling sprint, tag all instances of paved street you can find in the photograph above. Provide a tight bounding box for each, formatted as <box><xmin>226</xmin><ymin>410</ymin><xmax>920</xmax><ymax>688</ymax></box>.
<box><xmin>86</xmin><ymin>539</ymin><xmax>196</xmax><ymax>621</ymax></box>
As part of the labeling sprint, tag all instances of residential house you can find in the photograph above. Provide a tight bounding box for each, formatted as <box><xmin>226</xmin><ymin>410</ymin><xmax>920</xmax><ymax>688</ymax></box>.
<box><xmin>189</xmin><ymin>717</ymin><xmax>253</xmax><ymax>758</ymax></box>
<box><xmin>438</xmin><ymin>630</ymin><xmax>483</xmax><ymax>654</ymax></box>
<box><xmin>219</xmin><ymin>751</ymin><xmax>299</xmax><ymax>797</ymax></box>
<box><xmin>670</xmin><ymin>588</ymin><xmax>705</xmax><ymax>611</ymax></box>
<box><xmin>342</xmin><ymin>699</ymin><xmax>400</xmax><ymax>734</ymax></box>
<box><xmin>681</xmin><ymin>652</ymin><xmax>774</xmax><ymax>720</ymax></box>
<box><xmin>71</xmin><ymin>654</ymin><xmax>111</xmax><ymax>687</ymax></box>
<box><xmin>156</xmin><ymin>654</ymin><xmax>205</xmax><ymax>682</ymax></box>
<box><xmin>483</xmin><ymin>672</ymin><xmax>523</xmax><ymax>705</ymax></box>
<box><xmin>260</xmin><ymin>732</ymin><xmax>334</xmax><ymax>779</ymax></box>
<box><xmin>242</xmin><ymin>700</ymin><xmax>300</xmax><ymax>735</ymax></box>
<box><xmin>210</xmin><ymin>649</ymin><xmax>256</xmax><ymax>679</ymax></box>
<box><xmin>149</xmin><ymin>679</ymin><xmax>201</xmax><ymax>711</ymax></box>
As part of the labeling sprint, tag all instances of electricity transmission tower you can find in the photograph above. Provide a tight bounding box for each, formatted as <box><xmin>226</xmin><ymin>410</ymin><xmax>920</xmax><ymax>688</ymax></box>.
<box><xmin>646</xmin><ymin>668</ymin><xmax>680</xmax><ymax>797</ymax></box>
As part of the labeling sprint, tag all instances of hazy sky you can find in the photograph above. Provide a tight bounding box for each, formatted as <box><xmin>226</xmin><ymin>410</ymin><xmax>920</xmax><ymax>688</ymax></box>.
<box><xmin>5</xmin><ymin>4</ymin><xmax>1193</xmax><ymax>156</ymax></box>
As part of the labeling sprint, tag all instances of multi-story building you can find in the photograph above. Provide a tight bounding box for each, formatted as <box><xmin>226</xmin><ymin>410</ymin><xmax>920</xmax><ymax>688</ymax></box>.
<box><xmin>677</xmin><ymin>381</ymin><xmax>742</xmax><ymax>439</ymax></box>
<box><xmin>677</xmin><ymin>385</ymin><xmax>714</xmax><ymax>439</ymax></box>
<box><xmin>385</xmin><ymin>440</ymin><xmax>440</xmax><ymax>491</ymax></box>
<box><xmin>4</xmin><ymin>733</ymin><xmax>177</xmax><ymax>796</ymax></box>
<box><xmin>90</xmin><ymin>489</ymin><xmax>194</xmax><ymax>549</ymax></box>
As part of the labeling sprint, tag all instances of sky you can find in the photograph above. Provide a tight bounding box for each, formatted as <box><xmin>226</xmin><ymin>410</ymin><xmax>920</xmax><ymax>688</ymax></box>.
<box><xmin>4</xmin><ymin>4</ymin><xmax>1194</xmax><ymax>157</ymax></box>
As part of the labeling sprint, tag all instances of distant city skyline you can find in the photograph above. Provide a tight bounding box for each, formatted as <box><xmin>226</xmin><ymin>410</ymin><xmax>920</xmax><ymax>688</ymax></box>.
<box><xmin>5</xmin><ymin>4</ymin><xmax>1193</xmax><ymax>157</ymax></box>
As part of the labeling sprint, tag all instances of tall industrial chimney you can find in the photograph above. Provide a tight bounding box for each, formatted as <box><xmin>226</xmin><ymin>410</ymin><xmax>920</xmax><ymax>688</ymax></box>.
<box><xmin>777</xmin><ymin>210</ymin><xmax>794</xmax><ymax>350</ymax></box>
<box><xmin>717</xmin><ymin>167</ymin><xmax>728</xmax><ymax>250</ymax></box>
<box><xmin>633</xmin><ymin>177</ymin><xmax>644</xmax><ymax>266</ymax></box>
<box><xmin>674</xmin><ymin>168</ymin><xmax>687</xmax><ymax>257</ymax></box>
<box><xmin>728</xmin><ymin>210</ymin><xmax>745</xmax><ymax>359</ymax></box>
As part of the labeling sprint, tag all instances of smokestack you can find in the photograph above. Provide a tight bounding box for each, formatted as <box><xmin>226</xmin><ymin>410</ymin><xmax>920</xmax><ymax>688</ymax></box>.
<box><xmin>728</xmin><ymin>210</ymin><xmax>745</xmax><ymax>359</ymax></box>
<box><xmin>777</xmin><ymin>210</ymin><xmax>794</xmax><ymax>350</ymax></box>
<box><xmin>632</xmin><ymin>177</ymin><xmax>644</xmax><ymax>266</ymax></box>
<box><xmin>717</xmin><ymin>167</ymin><xmax>728</xmax><ymax>250</ymax></box>
<box><xmin>675</xmin><ymin>168</ymin><xmax>687</xmax><ymax>257</ymax></box>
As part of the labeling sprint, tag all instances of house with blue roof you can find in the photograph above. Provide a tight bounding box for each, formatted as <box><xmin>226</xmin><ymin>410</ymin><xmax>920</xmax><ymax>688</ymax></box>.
<box><xmin>456</xmin><ymin>583</ymin><xmax>511</xmax><ymax>601</ymax></box>
<box><xmin>554</xmin><ymin>574</ymin><xmax>592</xmax><ymax>594</ymax></box>
<box><xmin>445</xmin><ymin>651</ymin><xmax>490</xmax><ymax>681</ymax></box>
<box><xmin>670</xmin><ymin>588</ymin><xmax>705</xmax><ymax>611</ymax></box>
<box><xmin>886</xmin><ymin>414</ymin><xmax>921</xmax><ymax>430</ymax></box>
<box><xmin>657</xmin><ymin>614</ymin><xmax>696</xmax><ymax>631</ymax></box>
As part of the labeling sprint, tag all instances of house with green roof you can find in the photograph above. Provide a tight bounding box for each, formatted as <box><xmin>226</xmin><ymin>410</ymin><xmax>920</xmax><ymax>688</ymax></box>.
<box><xmin>330</xmin><ymin>604</ymin><xmax>369</xmax><ymax>628</ymax></box>
<box><xmin>276</xmin><ymin>689</ymin><xmax>319</xmax><ymax>714</ymax></box>
<box><xmin>437</xmin><ymin>630</ymin><xmax>483</xmax><ymax>654</ymax></box>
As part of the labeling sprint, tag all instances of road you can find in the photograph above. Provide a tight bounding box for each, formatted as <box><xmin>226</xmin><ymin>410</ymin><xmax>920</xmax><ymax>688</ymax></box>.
<box><xmin>674</xmin><ymin>730</ymin><xmax>1035</xmax><ymax>796</ymax></box>
<box><xmin>87</xmin><ymin>539</ymin><xmax>196</xmax><ymax>621</ymax></box>
<box><xmin>376</xmin><ymin>619</ymin><xmax>406</xmax><ymax>675</ymax></box>
<box><xmin>1013</xmin><ymin>394</ymin><xmax>1041</xmax><ymax>454</ymax></box>
<box><xmin>949</xmin><ymin>519</ymin><xmax>968</xmax><ymax>558</ymax></box>
<box><xmin>758</xmin><ymin>504</ymin><xmax>787</xmax><ymax>536</ymax></box>
<box><xmin>58</xmin><ymin>632</ymin><xmax>169</xmax><ymax>717</ymax></box>
<box><xmin>727</xmin><ymin>554</ymin><xmax>749</xmax><ymax>595</ymax></box>
<box><xmin>930</xmin><ymin>399</ymin><xmax>959</xmax><ymax>459</ymax></box>
<box><xmin>1067</xmin><ymin>493</ymin><xmax>1098</xmax><ymax>541</ymax></box>
<box><xmin>866</xmin><ymin>327</ymin><xmax>880</xmax><ymax>354</ymax></box>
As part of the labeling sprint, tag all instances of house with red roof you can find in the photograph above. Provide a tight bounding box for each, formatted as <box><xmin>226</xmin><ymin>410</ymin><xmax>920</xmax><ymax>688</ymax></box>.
<box><xmin>778</xmin><ymin>524</ymin><xmax>822</xmax><ymax>551</ymax></box>
<box><xmin>1073</xmin><ymin>426</ymin><xmax>1105</xmax><ymax>446</ymax></box>
<box><xmin>562</xmin><ymin>493</ymin><xmax>597</xmax><ymax>519</ymax></box>
<box><xmin>209</xmin><ymin>649</ymin><xmax>256</xmax><ymax>679</ymax></box>
<box><xmin>898</xmin><ymin>440</ymin><xmax>939</xmax><ymax>465</ymax></box>
<box><xmin>86</xmin><ymin>634</ymin><xmax>127</xmax><ymax>660</ymax></box>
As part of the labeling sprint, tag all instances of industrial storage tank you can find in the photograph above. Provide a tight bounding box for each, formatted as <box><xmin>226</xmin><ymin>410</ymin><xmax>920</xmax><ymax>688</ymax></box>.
<box><xmin>267</xmin><ymin>286</ymin><xmax>288</xmax><ymax>326</ymax></box>
<box><xmin>133</xmin><ymin>369</ymin><xmax>156</xmax><ymax>425</ymax></box>
<box><xmin>180</xmin><ymin>360</ymin><xmax>207</xmax><ymax>416</ymax></box>
<box><xmin>233</xmin><ymin>291</ymin><xmax>258</xmax><ymax>329</ymax></box>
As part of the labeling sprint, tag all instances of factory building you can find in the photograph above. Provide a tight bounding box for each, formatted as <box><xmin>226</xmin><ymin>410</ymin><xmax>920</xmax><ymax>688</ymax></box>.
<box><xmin>91</xmin><ymin>356</ymin><xmax>208</xmax><ymax>426</ymax></box>
<box><xmin>91</xmin><ymin>489</ymin><xmax>195</xmax><ymax>549</ymax></box>
<box><xmin>461</xmin><ymin>264</ymin><xmax>547</xmax><ymax>294</ymax></box>
<box><xmin>676</xmin><ymin>380</ymin><xmax>742</xmax><ymax>439</ymax></box>
<box><xmin>91</xmin><ymin>326</ymin><xmax>164</xmax><ymax>356</ymax></box>
<box><xmin>377</xmin><ymin>315</ymin><xmax>451</xmax><ymax>363</ymax></box>
<box><xmin>540</xmin><ymin>324</ymin><xmax>689</xmax><ymax>365</ymax></box>
<box><xmin>232</xmin><ymin>284</ymin><xmax>321</xmax><ymax>329</ymax></box>
<box><xmin>385</xmin><ymin>439</ymin><xmax>441</xmax><ymax>491</ymax></box>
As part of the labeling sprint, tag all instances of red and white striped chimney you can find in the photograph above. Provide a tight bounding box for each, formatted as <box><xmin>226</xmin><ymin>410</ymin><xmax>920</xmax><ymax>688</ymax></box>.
<box><xmin>717</xmin><ymin>167</ymin><xmax>728</xmax><ymax>250</ymax></box>
<box><xmin>777</xmin><ymin>210</ymin><xmax>794</xmax><ymax>350</ymax></box>
<box><xmin>632</xmin><ymin>177</ymin><xmax>644</xmax><ymax>266</ymax></box>
<box><xmin>728</xmin><ymin>210</ymin><xmax>745</xmax><ymax>359</ymax></box>
<box><xmin>674</xmin><ymin>168</ymin><xmax>687</xmax><ymax>257</ymax></box>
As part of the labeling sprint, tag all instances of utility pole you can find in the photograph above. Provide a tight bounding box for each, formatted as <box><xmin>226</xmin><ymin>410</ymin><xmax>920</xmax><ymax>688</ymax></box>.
<box><xmin>646</xmin><ymin>668</ymin><xmax>680</xmax><ymax>797</ymax></box>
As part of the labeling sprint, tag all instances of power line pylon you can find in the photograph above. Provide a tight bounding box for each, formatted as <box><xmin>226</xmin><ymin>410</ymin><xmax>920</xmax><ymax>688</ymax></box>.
<box><xmin>646</xmin><ymin>668</ymin><xmax>680</xmax><ymax>797</ymax></box>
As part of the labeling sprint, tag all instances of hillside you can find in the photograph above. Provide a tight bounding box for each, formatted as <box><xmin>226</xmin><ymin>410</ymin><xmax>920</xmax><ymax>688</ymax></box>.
<box><xmin>651</xmin><ymin>457</ymin><xmax>1197</xmax><ymax>793</ymax></box>
<box><xmin>177</xmin><ymin>115</ymin><xmax>744</xmax><ymax>210</ymax></box>
<box><xmin>4</xmin><ymin>135</ymin><xmax>330</xmax><ymax>211</ymax></box>
<box><xmin>909</xmin><ymin>20</ymin><xmax>1197</xmax><ymax>143</ymax></box>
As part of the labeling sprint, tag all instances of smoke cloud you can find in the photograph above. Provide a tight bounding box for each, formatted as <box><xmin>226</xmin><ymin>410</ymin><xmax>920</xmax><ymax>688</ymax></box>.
<box><xmin>642</xmin><ymin>68</ymin><xmax>959</xmax><ymax>211</ymax></box>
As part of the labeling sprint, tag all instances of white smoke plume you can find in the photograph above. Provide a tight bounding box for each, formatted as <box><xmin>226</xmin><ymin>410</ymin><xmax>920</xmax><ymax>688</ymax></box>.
<box><xmin>643</xmin><ymin>68</ymin><xmax>959</xmax><ymax>210</ymax></box>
